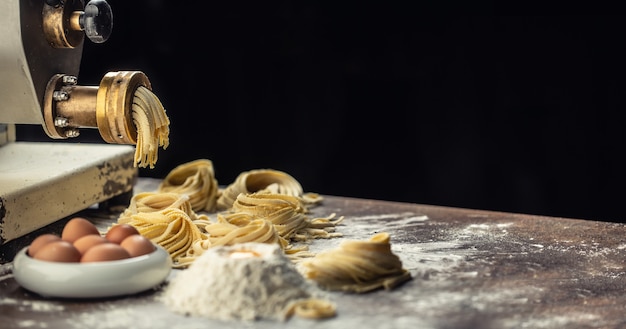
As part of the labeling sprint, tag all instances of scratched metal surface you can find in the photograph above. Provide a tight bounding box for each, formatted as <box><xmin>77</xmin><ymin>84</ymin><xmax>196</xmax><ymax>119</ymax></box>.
<box><xmin>1</xmin><ymin>178</ymin><xmax>626</xmax><ymax>329</ymax></box>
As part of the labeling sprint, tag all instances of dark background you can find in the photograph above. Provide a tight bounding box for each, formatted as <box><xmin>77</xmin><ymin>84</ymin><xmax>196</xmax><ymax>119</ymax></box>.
<box><xmin>17</xmin><ymin>2</ymin><xmax>626</xmax><ymax>222</ymax></box>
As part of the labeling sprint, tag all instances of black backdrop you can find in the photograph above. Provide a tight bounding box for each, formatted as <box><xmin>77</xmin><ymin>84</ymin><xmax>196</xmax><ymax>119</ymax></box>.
<box><xmin>17</xmin><ymin>3</ymin><xmax>626</xmax><ymax>222</ymax></box>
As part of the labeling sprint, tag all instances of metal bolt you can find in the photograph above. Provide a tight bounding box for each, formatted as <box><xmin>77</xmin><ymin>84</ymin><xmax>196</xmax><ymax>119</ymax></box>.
<box><xmin>53</xmin><ymin>90</ymin><xmax>69</xmax><ymax>101</ymax></box>
<box><xmin>54</xmin><ymin>116</ymin><xmax>69</xmax><ymax>127</ymax></box>
<box><xmin>65</xmin><ymin>129</ymin><xmax>80</xmax><ymax>138</ymax></box>
<box><xmin>62</xmin><ymin>75</ymin><xmax>77</xmax><ymax>85</ymax></box>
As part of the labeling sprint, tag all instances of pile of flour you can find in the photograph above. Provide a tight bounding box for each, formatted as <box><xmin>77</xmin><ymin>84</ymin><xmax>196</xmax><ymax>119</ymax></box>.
<box><xmin>158</xmin><ymin>243</ymin><xmax>328</xmax><ymax>321</ymax></box>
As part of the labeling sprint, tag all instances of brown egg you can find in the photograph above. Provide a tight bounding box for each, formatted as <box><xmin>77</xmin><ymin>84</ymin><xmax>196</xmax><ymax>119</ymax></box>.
<box><xmin>28</xmin><ymin>234</ymin><xmax>61</xmax><ymax>257</ymax></box>
<box><xmin>120</xmin><ymin>235</ymin><xmax>156</xmax><ymax>257</ymax></box>
<box><xmin>105</xmin><ymin>224</ymin><xmax>140</xmax><ymax>244</ymax></box>
<box><xmin>33</xmin><ymin>240</ymin><xmax>81</xmax><ymax>262</ymax></box>
<box><xmin>62</xmin><ymin>217</ymin><xmax>100</xmax><ymax>243</ymax></box>
<box><xmin>81</xmin><ymin>243</ymin><xmax>131</xmax><ymax>263</ymax></box>
<box><xmin>73</xmin><ymin>234</ymin><xmax>109</xmax><ymax>255</ymax></box>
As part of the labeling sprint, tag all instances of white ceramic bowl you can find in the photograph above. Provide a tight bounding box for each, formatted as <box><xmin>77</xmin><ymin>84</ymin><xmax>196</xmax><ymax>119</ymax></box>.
<box><xmin>12</xmin><ymin>244</ymin><xmax>172</xmax><ymax>298</ymax></box>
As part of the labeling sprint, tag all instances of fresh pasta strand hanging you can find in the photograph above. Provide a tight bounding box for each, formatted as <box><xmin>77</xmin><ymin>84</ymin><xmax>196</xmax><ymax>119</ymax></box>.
<box><xmin>132</xmin><ymin>86</ymin><xmax>170</xmax><ymax>169</ymax></box>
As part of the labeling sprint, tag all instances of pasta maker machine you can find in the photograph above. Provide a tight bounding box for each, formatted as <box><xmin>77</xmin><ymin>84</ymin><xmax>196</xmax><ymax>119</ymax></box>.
<box><xmin>0</xmin><ymin>0</ymin><xmax>160</xmax><ymax>245</ymax></box>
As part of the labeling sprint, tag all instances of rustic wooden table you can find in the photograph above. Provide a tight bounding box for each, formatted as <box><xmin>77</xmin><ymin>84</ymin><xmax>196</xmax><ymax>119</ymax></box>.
<box><xmin>1</xmin><ymin>178</ymin><xmax>626</xmax><ymax>329</ymax></box>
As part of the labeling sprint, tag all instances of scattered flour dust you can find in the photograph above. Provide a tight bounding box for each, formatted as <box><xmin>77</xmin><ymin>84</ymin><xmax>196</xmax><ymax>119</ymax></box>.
<box><xmin>0</xmin><ymin>297</ymin><xmax>65</xmax><ymax>312</ymax></box>
<box><xmin>158</xmin><ymin>242</ymin><xmax>332</xmax><ymax>322</ymax></box>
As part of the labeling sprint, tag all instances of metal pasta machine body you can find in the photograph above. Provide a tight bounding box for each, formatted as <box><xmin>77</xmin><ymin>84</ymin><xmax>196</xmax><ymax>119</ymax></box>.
<box><xmin>0</xmin><ymin>0</ymin><xmax>158</xmax><ymax>245</ymax></box>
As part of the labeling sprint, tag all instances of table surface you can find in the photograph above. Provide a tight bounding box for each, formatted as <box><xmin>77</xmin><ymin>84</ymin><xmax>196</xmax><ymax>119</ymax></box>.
<box><xmin>1</xmin><ymin>178</ymin><xmax>626</xmax><ymax>329</ymax></box>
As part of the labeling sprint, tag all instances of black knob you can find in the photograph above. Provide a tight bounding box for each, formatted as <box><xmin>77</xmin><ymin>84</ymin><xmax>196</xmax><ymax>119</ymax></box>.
<box><xmin>81</xmin><ymin>0</ymin><xmax>113</xmax><ymax>43</ymax></box>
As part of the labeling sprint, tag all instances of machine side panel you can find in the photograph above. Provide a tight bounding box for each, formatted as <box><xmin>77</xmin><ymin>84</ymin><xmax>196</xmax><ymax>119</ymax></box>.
<box><xmin>0</xmin><ymin>0</ymin><xmax>84</xmax><ymax>125</ymax></box>
<box><xmin>0</xmin><ymin>1</ymin><xmax>41</xmax><ymax>124</ymax></box>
